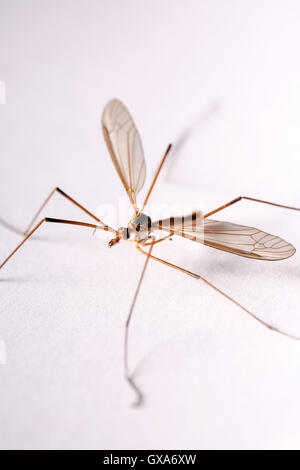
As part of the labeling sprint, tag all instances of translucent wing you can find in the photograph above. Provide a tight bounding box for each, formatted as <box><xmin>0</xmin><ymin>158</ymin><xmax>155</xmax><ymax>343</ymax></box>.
<box><xmin>102</xmin><ymin>99</ymin><xmax>146</xmax><ymax>212</ymax></box>
<box><xmin>152</xmin><ymin>213</ymin><xmax>296</xmax><ymax>261</ymax></box>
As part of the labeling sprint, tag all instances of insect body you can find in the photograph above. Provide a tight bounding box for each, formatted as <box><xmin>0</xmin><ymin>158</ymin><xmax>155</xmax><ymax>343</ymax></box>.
<box><xmin>127</xmin><ymin>212</ymin><xmax>152</xmax><ymax>241</ymax></box>
<box><xmin>110</xmin><ymin>212</ymin><xmax>152</xmax><ymax>247</ymax></box>
<box><xmin>1</xmin><ymin>98</ymin><xmax>300</xmax><ymax>406</ymax></box>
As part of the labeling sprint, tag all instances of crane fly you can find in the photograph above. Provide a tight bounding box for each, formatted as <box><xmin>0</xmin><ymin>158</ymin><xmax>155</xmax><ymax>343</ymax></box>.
<box><xmin>1</xmin><ymin>98</ymin><xmax>300</xmax><ymax>406</ymax></box>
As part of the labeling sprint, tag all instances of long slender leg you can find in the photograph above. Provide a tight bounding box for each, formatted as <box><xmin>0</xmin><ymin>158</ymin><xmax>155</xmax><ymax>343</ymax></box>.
<box><xmin>23</xmin><ymin>187</ymin><xmax>113</xmax><ymax>235</ymax></box>
<box><xmin>136</xmin><ymin>245</ymin><xmax>300</xmax><ymax>341</ymax></box>
<box><xmin>204</xmin><ymin>196</ymin><xmax>300</xmax><ymax>219</ymax></box>
<box><xmin>0</xmin><ymin>217</ymin><xmax>111</xmax><ymax>270</ymax></box>
<box><xmin>124</xmin><ymin>241</ymin><xmax>154</xmax><ymax>407</ymax></box>
<box><xmin>143</xmin><ymin>233</ymin><xmax>174</xmax><ymax>246</ymax></box>
<box><xmin>141</xmin><ymin>144</ymin><xmax>172</xmax><ymax>212</ymax></box>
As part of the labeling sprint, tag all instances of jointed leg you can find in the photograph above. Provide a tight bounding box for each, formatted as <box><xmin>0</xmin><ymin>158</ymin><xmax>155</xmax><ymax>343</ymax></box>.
<box><xmin>136</xmin><ymin>245</ymin><xmax>300</xmax><ymax>341</ymax></box>
<box><xmin>204</xmin><ymin>196</ymin><xmax>300</xmax><ymax>219</ymax></box>
<box><xmin>0</xmin><ymin>217</ymin><xmax>110</xmax><ymax>270</ymax></box>
<box><xmin>143</xmin><ymin>233</ymin><xmax>174</xmax><ymax>246</ymax></box>
<box><xmin>141</xmin><ymin>144</ymin><xmax>172</xmax><ymax>212</ymax></box>
<box><xmin>23</xmin><ymin>187</ymin><xmax>113</xmax><ymax>235</ymax></box>
<box><xmin>124</xmin><ymin>241</ymin><xmax>154</xmax><ymax>407</ymax></box>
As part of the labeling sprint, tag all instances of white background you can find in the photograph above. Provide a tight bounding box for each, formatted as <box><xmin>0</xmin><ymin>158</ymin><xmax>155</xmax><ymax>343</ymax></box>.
<box><xmin>1</xmin><ymin>0</ymin><xmax>300</xmax><ymax>450</ymax></box>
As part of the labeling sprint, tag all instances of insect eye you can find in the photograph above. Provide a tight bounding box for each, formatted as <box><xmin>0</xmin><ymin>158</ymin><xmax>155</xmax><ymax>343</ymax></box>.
<box><xmin>136</xmin><ymin>223</ymin><xmax>141</xmax><ymax>232</ymax></box>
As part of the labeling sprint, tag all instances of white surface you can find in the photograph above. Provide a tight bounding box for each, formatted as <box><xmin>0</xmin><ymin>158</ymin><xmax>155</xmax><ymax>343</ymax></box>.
<box><xmin>1</xmin><ymin>0</ymin><xmax>300</xmax><ymax>450</ymax></box>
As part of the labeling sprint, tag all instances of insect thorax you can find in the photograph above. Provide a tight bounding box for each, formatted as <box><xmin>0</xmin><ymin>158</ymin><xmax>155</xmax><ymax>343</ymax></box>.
<box><xmin>119</xmin><ymin>213</ymin><xmax>152</xmax><ymax>242</ymax></box>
